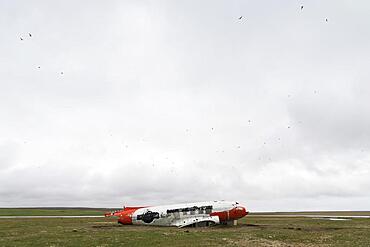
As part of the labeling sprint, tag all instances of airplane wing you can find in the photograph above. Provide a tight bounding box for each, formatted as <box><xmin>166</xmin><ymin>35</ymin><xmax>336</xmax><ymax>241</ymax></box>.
<box><xmin>171</xmin><ymin>215</ymin><xmax>220</xmax><ymax>228</ymax></box>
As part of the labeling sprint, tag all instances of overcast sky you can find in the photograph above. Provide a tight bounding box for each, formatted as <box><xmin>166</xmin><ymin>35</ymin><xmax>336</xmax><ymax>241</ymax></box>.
<box><xmin>1</xmin><ymin>0</ymin><xmax>370</xmax><ymax>211</ymax></box>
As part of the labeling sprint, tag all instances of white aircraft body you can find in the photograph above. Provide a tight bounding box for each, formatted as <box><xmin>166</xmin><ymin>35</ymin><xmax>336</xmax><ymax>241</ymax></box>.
<box><xmin>105</xmin><ymin>200</ymin><xmax>248</xmax><ymax>227</ymax></box>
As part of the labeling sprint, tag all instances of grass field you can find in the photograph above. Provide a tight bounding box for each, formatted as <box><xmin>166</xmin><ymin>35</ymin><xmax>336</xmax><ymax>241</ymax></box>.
<box><xmin>1</xmin><ymin>209</ymin><xmax>370</xmax><ymax>246</ymax></box>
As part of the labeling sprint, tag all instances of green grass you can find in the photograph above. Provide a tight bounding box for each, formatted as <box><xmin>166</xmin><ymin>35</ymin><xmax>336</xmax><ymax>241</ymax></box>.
<box><xmin>0</xmin><ymin>210</ymin><xmax>370</xmax><ymax>246</ymax></box>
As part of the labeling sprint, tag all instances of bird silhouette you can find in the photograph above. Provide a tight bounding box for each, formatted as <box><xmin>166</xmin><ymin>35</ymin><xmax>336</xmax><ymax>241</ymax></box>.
<box><xmin>325</xmin><ymin>18</ymin><xmax>328</xmax><ymax>22</ymax></box>
<box><xmin>239</xmin><ymin>16</ymin><xmax>243</xmax><ymax>20</ymax></box>
<box><xmin>20</xmin><ymin>37</ymin><xmax>23</xmax><ymax>41</ymax></box>
<box><xmin>29</xmin><ymin>33</ymin><xmax>32</xmax><ymax>37</ymax></box>
<box><xmin>301</xmin><ymin>5</ymin><xmax>304</xmax><ymax>10</ymax></box>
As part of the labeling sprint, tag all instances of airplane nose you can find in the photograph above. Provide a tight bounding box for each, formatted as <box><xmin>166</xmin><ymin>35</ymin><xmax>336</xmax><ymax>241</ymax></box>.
<box><xmin>238</xmin><ymin>206</ymin><xmax>244</xmax><ymax>213</ymax></box>
<box><xmin>228</xmin><ymin>206</ymin><xmax>248</xmax><ymax>220</ymax></box>
<box><xmin>243</xmin><ymin>207</ymin><xmax>249</xmax><ymax>216</ymax></box>
<box><xmin>237</xmin><ymin>206</ymin><xmax>248</xmax><ymax>217</ymax></box>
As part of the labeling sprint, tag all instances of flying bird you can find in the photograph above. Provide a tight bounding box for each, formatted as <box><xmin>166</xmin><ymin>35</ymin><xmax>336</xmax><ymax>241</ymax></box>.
<box><xmin>20</xmin><ymin>37</ymin><xmax>23</xmax><ymax>41</ymax></box>
<box><xmin>325</xmin><ymin>18</ymin><xmax>328</xmax><ymax>22</ymax></box>
<box><xmin>29</xmin><ymin>33</ymin><xmax>32</xmax><ymax>37</ymax></box>
<box><xmin>301</xmin><ymin>5</ymin><xmax>304</xmax><ymax>10</ymax></box>
<box><xmin>238</xmin><ymin>16</ymin><xmax>243</xmax><ymax>20</ymax></box>
<box><xmin>60</xmin><ymin>71</ymin><xmax>64</xmax><ymax>75</ymax></box>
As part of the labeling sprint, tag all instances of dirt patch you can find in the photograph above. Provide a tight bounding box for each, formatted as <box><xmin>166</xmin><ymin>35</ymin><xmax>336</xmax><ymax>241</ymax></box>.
<box><xmin>234</xmin><ymin>238</ymin><xmax>329</xmax><ymax>247</ymax></box>
<box><xmin>237</xmin><ymin>223</ymin><xmax>344</xmax><ymax>232</ymax></box>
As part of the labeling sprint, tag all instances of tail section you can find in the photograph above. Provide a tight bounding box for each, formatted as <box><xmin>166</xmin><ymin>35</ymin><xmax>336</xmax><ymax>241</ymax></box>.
<box><xmin>104</xmin><ymin>206</ymin><xmax>148</xmax><ymax>225</ymax></box>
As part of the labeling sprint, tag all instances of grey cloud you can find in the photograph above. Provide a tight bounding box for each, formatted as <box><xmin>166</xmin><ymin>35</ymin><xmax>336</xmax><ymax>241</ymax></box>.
<box><xmin>1</xmin><ymin>0</ymin><xmax>370</xmax><ymax>211</ymax></box>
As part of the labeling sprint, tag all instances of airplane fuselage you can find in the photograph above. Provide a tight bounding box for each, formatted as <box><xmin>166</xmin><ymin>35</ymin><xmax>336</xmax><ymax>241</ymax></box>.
<box><xmin>106</xmin><ymin>200</ymin><xmax>248</xmax><ymax>227</ymax></box>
